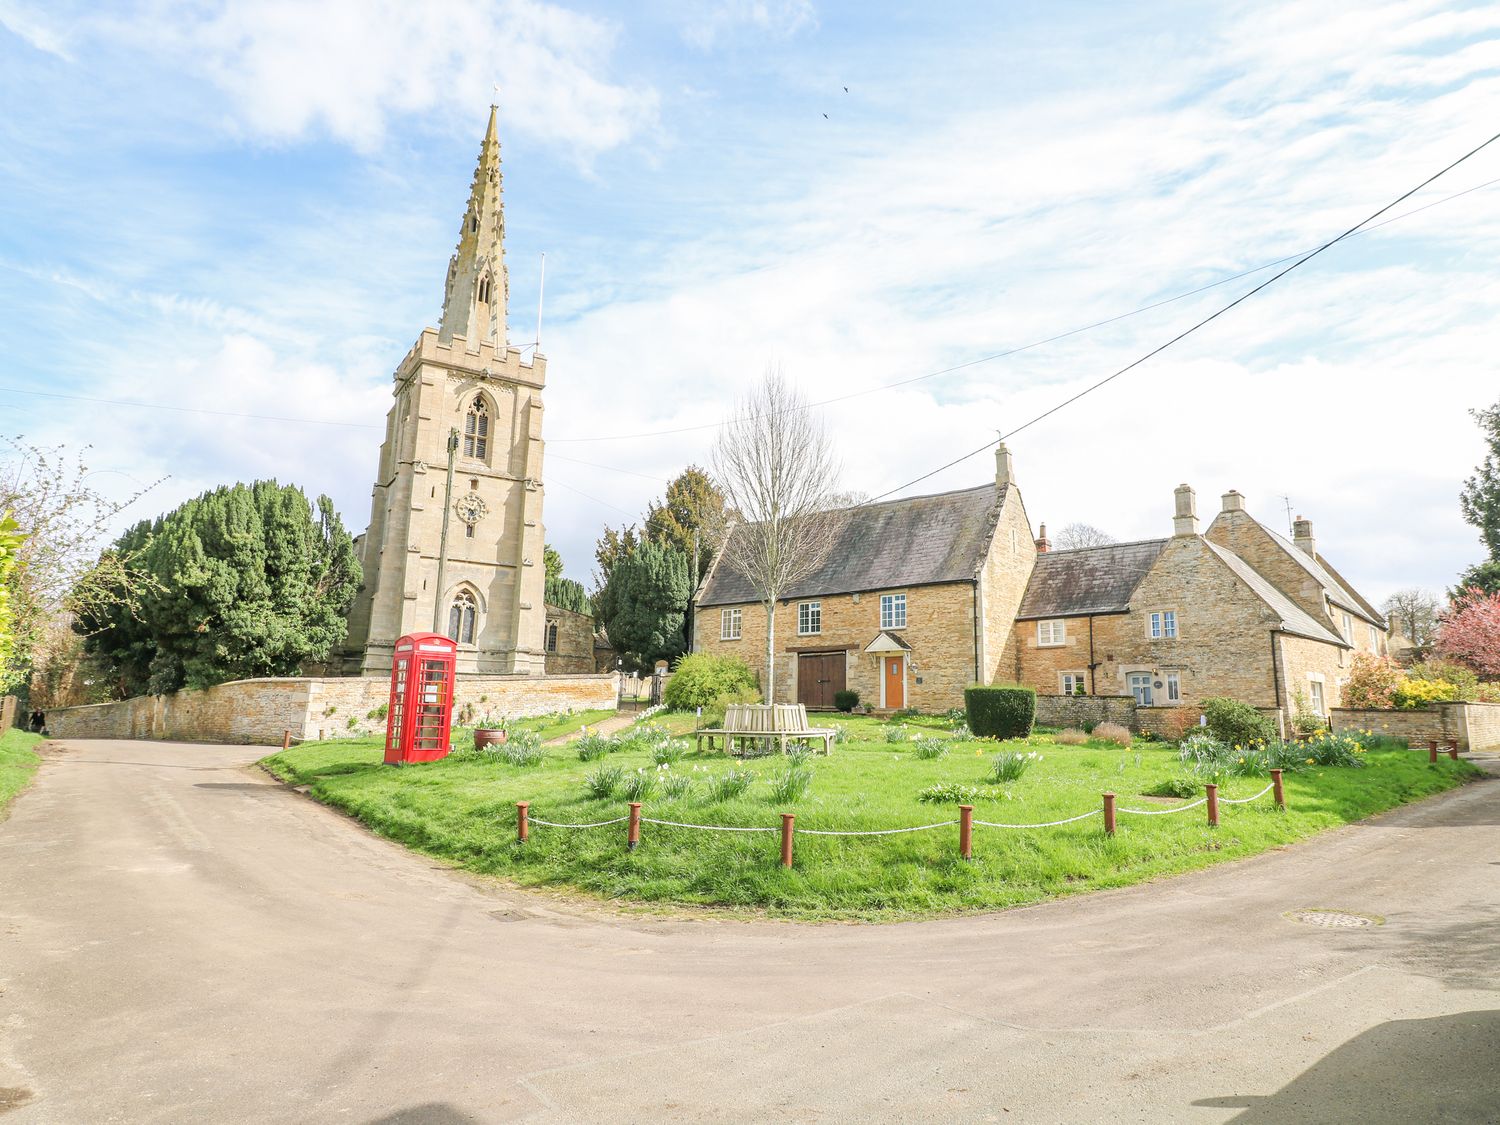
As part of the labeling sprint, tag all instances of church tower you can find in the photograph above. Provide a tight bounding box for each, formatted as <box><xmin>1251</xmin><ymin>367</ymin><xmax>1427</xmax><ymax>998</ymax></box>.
<box><xmin>343</xmin><ymin>107</ymin><xmax>548</xmax><ymax>676</ymax></box>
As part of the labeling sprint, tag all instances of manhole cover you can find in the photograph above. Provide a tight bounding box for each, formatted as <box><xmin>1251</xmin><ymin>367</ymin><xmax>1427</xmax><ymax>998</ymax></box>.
<box><xmin>1286</xmin><ymin>909</ymin><xmax>1383</xmax><ymax>929</ymax></box>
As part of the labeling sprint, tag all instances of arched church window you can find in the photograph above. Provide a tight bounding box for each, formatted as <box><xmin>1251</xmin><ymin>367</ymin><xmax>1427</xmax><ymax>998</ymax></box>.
<box><xmin>463</xmin><ymin>396</ymin><xmax>489</xmax><ymax>460</ymax></box>
<box><xmin>478</xmin><ymin>276</ymin><xmax>491</xmax><ymax>305</ymax></box>
<box><xmin>545</xmin><ymin>621</ymin><xmax>558</xmax><ymax>653</ymax></box>
<box><xmin>448</xmin><ymin>590</ymin><xmax>478</xmax><ymax>645</ymax></box>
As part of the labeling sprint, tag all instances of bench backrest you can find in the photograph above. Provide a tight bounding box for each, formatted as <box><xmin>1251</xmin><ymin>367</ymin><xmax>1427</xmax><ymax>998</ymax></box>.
<box><xmin>724</xmin><ymin>703</ymin><xmax>810</xmax><ymax>733</ymax></box>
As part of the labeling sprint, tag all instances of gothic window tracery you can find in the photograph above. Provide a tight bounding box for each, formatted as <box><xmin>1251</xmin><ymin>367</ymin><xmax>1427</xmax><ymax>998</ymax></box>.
<box><xmin>463</xmin><ymin>395</ymin><xmax>489</xmax><ymax>461</ymax></box>
<box><xmin>448</xmin><ymin>589</ymin><xmax>478</xmax><ymax>645</ymax></box>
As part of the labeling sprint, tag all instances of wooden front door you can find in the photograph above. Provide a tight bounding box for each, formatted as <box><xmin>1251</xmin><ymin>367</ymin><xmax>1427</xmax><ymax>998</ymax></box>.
<box><xmin>884</xmin><ymin>655</ymin><xmax>905</xmax><ymax>710</ymax></box>
<box><xmin>797</xmin><ymin>652</ymin><xmax>846</xmax><ymax>710</ymax></box>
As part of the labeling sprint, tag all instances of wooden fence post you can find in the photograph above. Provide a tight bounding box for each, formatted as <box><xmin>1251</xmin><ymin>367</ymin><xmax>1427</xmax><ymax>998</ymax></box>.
<box><xmin>959</xmin><ymin>804</ymin><xmax>974</xmax><ymax>861</ymax></box>
<box><xmin>627</xmin><ymin>803</ymin><xmax>642</xmax><ymax>851</ymax></box>
<box><xmin>1448</xmin><ymin>741</ymin><xmax>1460</xmax><ymax>761</ymax></box>
<box><xmin>1271</xmin><ymin>769</ymin><xmax>1285</xmax><ymax>810</ymax></box>
<box><xmin>516</xmin><ymin>801</ymin><xmax>529</xmax><ymax>844</ymax></box>
<box><xmin>282</xmin><ymin>729</ymin><xmax>291</xmax><ymax>752</ymax></box>
<box><xmin>1103</xmin><ymin>792</ymin><xmax>1116</xmax><ymax>837</ymax></box>
<box><xmin>780</xmin><ymin>813</ymin><xmax>796</xmax><ymax>868</ymax></box>
<box><xmin>1428</xmin><ymin>739</ymin><xmax>1439</xmax><ymax>764</ymax></box>
<box><xmin>1206</xmin><ymin>783</ymin><xmax>1219</xmax><ymax>828</ymax></box>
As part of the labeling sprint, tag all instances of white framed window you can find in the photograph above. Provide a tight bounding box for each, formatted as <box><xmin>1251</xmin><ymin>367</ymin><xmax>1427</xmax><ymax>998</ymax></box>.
<box><xmin>1309</xmin><ymin>678</ymin><xmax>1326</xmax><ymax>716</ymax></box>
<box><xmin>1342</xmin><ymin>612</ymin><xmax>1353</xmax><ymax>643</ymax></box>
<box><xmin>880</xmin><ymin>593</ymin><xmax>907</xmax><ymax>630</ymax></box>
<box><xmin>1037</xmin><ymin>619</ymin><xmax>1066</xmax><ymax>647</ymax></box>
<box><xmin>797</xmin><ymin>601</ymin><xmax>822</xmax><ymax>635</ymax></box>
<box><xmin>1367</xmin><ymin>623</ymin><xmax>1377</xmax><ymax>649</ymax></box>
<box><xmin>1166</xmin><ymin>673</ymin><xmax>1181</xmax><ymax>702</ymax></box>
<box><xmin>720</xmin><ymin>607</ymin><xmax>741</xmax><ymax>641</ymax></box>
<box><xmin>1149</xmin><ymin>610</ymin><xmax>1177</xmax><ymax>639</ymax></box>
<box><xmin>1060</xmin><ymin>672</ymin><xmax>1087</xmax><ymax>696</ymax></box>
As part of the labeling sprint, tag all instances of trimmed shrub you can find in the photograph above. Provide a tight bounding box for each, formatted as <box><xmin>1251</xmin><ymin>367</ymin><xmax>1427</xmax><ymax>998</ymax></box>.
<box><xmin>964</xmin><ymin>684</ymin><xmax>1036</xmax><ymax>740</ymax></box>
<box><xmin>1200</xmin><ymin>697</ymin><xmax>1274</xmax><ymax>746</ymax></box>
<box><xmin>833</xmin><ymin>689</ymin><xmax>860</xmax><ymax>712</ymax></box>
<box><xmin>1392</xmin><ymin>677</ymin><xmax>1458</xmax><ymax>709</ymax></box>
<box><xmin>1092</xmin><ymin>722</ymin><xmax>1132</xmax><ymax>747</ymax></box>
<box><xmin>663</xmin><ymin>652</ymin><xmax>759</xmax><ymax>710</ymax></box>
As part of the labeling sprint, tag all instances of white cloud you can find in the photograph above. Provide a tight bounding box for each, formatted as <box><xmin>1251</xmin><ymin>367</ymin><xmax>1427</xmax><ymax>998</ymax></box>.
<box><xmin>681</xmin><ymin>0</ymin><xmax>818</xmax><ymax>49</ymax></box>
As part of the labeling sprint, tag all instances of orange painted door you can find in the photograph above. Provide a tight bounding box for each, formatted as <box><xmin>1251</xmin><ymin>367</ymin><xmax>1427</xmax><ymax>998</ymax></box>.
<box><xmin>885</xmin><ymin>656</ymin><xmax>904</xmax><ymax>709</ymax></box>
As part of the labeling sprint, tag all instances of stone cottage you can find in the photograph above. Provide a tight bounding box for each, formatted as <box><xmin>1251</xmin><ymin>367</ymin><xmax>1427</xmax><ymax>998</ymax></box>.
<box><xmin>693</xmin><ymin>451</ymin><xmax>1387</xmax><ymax>720</ymax></box>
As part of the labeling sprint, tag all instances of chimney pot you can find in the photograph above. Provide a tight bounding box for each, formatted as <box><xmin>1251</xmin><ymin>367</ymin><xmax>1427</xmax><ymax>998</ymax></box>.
<box><xmin>995</xmin><ymin>442</ymin><xmax>1015</xmax><ymax>489</ymax></box>
<box><xmin>1292</xmin><ymin>516</ymin><xmax>1316</xmax><ymax>556</ymax></box>
<box><xmin>1221</xmin><ymin>490</ymin><xmax>1245</xmax><ymax>513</ymax></box>
<box><xmin>1036</xmin><ymin>522</ymin><xmax>1051</xmax><ymax>554</ymax></box>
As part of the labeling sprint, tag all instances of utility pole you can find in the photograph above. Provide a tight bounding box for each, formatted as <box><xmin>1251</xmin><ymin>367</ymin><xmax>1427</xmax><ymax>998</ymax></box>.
<box><xmin>432</xmin><ymin>428</ymin><xmax>460</xmax><ymax>634</ymax></box>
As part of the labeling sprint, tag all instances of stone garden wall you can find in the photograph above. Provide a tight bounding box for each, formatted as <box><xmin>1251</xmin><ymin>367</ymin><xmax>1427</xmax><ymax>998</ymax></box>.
<box><xmin>1331</xmin><ymin>702</ymin><xmax>1500</xmax><ymax>752</ymax></box>
<box><xmin>43</xmin><ymin>673</ymin><xmax>618</xmax><ymax>746</ymax></box>
<box><xmin>1034</xmin><ymin>694</ymin><xmax>1137</xmax><ymax>731</ymax></box>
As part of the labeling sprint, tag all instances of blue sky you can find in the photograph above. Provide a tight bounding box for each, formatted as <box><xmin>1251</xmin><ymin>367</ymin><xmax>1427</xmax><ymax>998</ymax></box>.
<box><xmin>2</xmin><ymin>0</ymin><xmax>1498</xmax><ymax>601</ymax></box>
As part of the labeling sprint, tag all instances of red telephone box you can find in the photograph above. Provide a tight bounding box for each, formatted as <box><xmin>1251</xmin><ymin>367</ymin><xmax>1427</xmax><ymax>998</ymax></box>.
<box><xmin>384</xmin><ymin>633</ymin><xmax>457</xmax><ymax>765</ymax></box>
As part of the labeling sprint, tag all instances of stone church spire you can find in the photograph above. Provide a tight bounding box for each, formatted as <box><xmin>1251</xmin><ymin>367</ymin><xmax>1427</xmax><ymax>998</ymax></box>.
<box><xmin>438</xmin><ymin>106</ymin><xmax>508</xmax><ymax>347</ymax></box>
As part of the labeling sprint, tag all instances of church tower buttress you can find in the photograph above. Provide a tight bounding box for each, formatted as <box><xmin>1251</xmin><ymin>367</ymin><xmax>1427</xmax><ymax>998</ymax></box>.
<box><xmin>343</xmin><ymin>107</ymin><xmax>548</xmax><ymax>677</ymax></box>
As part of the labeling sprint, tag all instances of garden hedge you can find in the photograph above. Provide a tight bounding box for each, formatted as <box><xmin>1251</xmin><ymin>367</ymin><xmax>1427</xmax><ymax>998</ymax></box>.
<box><xmin>964</xmin><ymin>684</ymin><xmax>1036</xmax><ymax>739</ymax></box>
<box><xmin>833</xmin><ymin>689</ymin><xmax>860</xmax><ymax>712</ymax></box>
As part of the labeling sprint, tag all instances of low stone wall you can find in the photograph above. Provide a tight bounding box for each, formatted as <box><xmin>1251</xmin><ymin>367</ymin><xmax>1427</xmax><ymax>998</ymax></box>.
<box><xmin>1331</xmin><ymin>702</ymin><xmax>1500</xmax><ymax>752</ymax></box>
<box><xmin>1034</xmin><ymin>694</ymin><xmax>1137</xmax><ymax>731</ymax></box>
<box><xmin>44</xmin><ymin>673</ymin><xmax>618</xmax><ymax>746</ymax></box>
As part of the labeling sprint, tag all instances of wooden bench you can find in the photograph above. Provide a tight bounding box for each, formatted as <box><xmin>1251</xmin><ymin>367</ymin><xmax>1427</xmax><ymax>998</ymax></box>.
<box><xmin>694</xmin><ymin>703</ymin><xmax>837</xmax><ymax>756</ymax></box>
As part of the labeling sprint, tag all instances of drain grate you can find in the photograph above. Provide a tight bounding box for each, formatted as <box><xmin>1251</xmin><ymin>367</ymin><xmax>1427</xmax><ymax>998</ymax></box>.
<box><xmin>1286</xmin><ymin>909</ymin><xmax>1382</xmax><ymax>929</ymax></box>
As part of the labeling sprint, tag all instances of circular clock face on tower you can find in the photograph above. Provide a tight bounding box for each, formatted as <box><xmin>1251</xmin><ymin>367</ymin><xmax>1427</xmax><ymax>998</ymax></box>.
<box><xmin>455</xmin><ymin>493</ymin><xmax>488</xmax><ymax>527</ymax></box>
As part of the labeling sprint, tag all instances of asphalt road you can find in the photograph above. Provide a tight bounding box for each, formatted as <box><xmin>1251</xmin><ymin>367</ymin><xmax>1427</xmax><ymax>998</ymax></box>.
<box><xmin>1</xmin><ymin>738</ymin><xmax>1497</xmax><ymax>1124</ymax></box>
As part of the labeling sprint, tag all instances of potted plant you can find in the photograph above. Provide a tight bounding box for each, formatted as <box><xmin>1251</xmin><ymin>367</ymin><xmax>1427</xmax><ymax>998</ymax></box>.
<box><xmin>473</xmin><ymin>713</ymin><xmax>508</xmax><ymax>750</ymax></box>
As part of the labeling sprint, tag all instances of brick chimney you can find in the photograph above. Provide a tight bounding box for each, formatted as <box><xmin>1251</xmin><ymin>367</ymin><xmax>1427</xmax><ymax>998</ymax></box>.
<box><xmin>995</xmin><ymin>442</ymin><xmax>1015</xmax><ymax>488</ymax></box>
<box><xmin>1035</xmin><ymin>522</ymin><xmax>1051</xmax><ymax>553</ymax></box>
<box><xmin>1173</xmin><ymin>484</ymin><xmax>1199</xmax><ymax>537</ymax></box>
<box><xmin>1293</xmin><ymin>515</ymin><xmax>1317</xmax><ymax>556</ymax></box>
<box><xmin>1221</xmin><ymin>489</ymin><xmax>1246</xmax><ymax>513</ymax></box>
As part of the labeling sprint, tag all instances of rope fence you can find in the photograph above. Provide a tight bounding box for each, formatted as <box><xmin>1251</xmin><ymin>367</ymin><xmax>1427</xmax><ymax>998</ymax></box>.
<box><xmin>513</xmin><ymin>769</ymin><xmax>1289</xmax><ymax>866</ymax></box>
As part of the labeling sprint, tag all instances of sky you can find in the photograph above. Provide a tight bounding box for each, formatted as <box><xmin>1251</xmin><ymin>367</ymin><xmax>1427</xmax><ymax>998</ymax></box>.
<box><xmin>1</xmin><ymin>0</ymin><xmax>1497</xmax><ymax>603</ymax></box>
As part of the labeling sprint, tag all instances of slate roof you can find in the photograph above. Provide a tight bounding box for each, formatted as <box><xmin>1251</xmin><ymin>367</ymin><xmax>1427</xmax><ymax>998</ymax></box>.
<box><xmin>1266</xmin><ymin>529</ymin><xmax>1385</xmax><ymax>627</ymax></box>
<box><xmin>1015</xmin><ymin>539</ymin><xmax>1168</xmax><ymax>620</ymax></box>
<box><xmin>1204</xmin><ymin>541</ymin><xmax>1346</xmax><ymax>645</ymax></box>
<box><xmin>696</xmin><ymin>483</ymin><xmax>1002</xmax><ymax>607</ymax></box>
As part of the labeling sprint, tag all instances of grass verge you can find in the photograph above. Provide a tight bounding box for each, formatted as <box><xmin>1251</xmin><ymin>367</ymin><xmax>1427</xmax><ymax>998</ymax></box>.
<box><xmin>0</xmin><ymin>729</ymin><xmax>45</xmax><ymax>817</ymax></box>
<box><xmin>262</xmin><ymin>715</ymin><xmax>1480</xmax><ymax>922</ymax></box>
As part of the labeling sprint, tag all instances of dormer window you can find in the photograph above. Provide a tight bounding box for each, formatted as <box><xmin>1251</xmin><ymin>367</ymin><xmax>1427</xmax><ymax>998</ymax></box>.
<box><xmin>463</xmin><ymin>395</ymin><xmax>489</xmax><ymax>461</ymax></box>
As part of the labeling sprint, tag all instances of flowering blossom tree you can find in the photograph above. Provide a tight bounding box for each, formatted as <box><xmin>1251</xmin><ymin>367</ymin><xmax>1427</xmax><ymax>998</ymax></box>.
<box><xmin>1435</xmin><ymin>587</ymin><xmax>1500</xmax><ymax>679</ymax></box>
<box><xmin>1342</xmin><ymin>652</ymin><xmax>1402</xmax><ymax>708</ymax></box>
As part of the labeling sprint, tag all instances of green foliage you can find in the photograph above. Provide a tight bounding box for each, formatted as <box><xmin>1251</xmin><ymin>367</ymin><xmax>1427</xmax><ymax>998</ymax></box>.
<box><xmin>650</xmin><ymin>739</ymin><xmax>689</xmax><ymax>765</ymax></box>
<box><xmin>545</xmin><ymin>574</ymin><xmax>590</xmax><ymax>614</ymax></box>
<box><xmin>1200</xmin><ymin>697</ymin><xmax>1274</xmax><ymax>746</ymax></box>
<box><xmin>989</xmin><ymin>750</ymin><xmax>1042</xmax><ymax>783</ymax></box>
<box><xmin>595</xmin><ymin>539</ymin><xmax>692</xmax><ymax>672</ymax></box>
<box><xmin>916</xmin><ymin>783</ymin><xmax>1009</xmax><ymax>804</ymax></box>
<box><xmin>499</xmin><ymin>734</ymin><xmax>546</xmax><ymax>767</ymax></box>
<box><xmin>704</xmin><ymin>768</ymin><xmax>754</xmax><ymax>802</ymax></box>
<box><xmin>1144</xmin><ymin>776</ymin><xmax>1201</xmax><ymax>799</ymax></box>
<box><xmin>912</xmin><ymin>736</ymin><xmax>947</xmax><ymax>759</ymax></box>
<box><xmin>1391</xmin><ymin>677</ymin><xmax>1458</xmax><ymax>709</ymax></box>
<box><xmin>0</xmin><ymin>512</ymin><xmax>24</xmax><ymax>685</ymax></box>
<box><xmin>577</xmin><ymin>733</ymin><xmax>617</xmax><ymax>762</ymax></box>
<box><xmin>584</xmin><ymin>764</ymin><xmax>624</xmax><ymax>799</ymax></box>
<box><xmin>1289</xmin><ymin>689</ymin><xmax>1326</xmax><ymax>737</ymax></box>
<box><xmin>833</xmin><ymin>689</ymin><xmax>860</xmax><ymax>712</ymax></box>
<box><xmin>79</xmin><ymin>481</ymin><xmax>360</xmax><ymax>695</ymax></box>
<box><xmin>766</xmin><ymin>765</ymin><xmax>812</xmax><ymax>803</ymax></box>
<box><xmin>964</xmin><ymin>684</ymin><xmax>1036</xmax><ymax>740</ymax></box>
<box><xmin>1453</xmin><ymin>559</ymin><xmax>1500</xmax><ymax>598</ymax></box>
<box><xmin>663</xmin><ymin>651</ymin><xmax>758</xmax><ymax>710</ymax></box>
<box><xmin>643</xmin><ymin>466</ymin><xmax>726</xmax><ymax>581</ymax></box>
<box><xmin>621</xmin><ymin>768</ymin><xmax>658</xmax><ymax>801</ymax></box>
<box><xmin>883</xmin><ymin>725</ymin><xmax>912</xmax><ymax>744</ymax></box>
<box><xmin>1459</xmin><ymin>397</ymin><xmax>1500</xmax><ymax>561</ymax></box>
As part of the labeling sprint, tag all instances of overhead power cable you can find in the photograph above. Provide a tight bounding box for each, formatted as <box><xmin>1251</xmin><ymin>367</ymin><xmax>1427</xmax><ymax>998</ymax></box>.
<box><xmin>0</xmin><ymin>173</ymin><xmax>1493</xmax><ymax>440</ymax></box>
<box><xmin>864</xmin><ymin>129</ymin><xmax>1500</xmax><ymax>504</ymax></box>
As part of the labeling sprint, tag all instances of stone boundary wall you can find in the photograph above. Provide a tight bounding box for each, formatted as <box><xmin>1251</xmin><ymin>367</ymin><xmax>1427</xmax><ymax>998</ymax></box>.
<box><xmin>1034</xmin><ymin>694</ymin><xmax>1137</xmax><ymax>731</ymax></box>
<box><xmin>43</xmin><ymin>674</ymin><xmax>618</xmax><ymax>746</ymax></box>
<box><xmin>1331</xmin><ymin>702</ymin><xmax>1500</xmax><ymax>752</ymax></box>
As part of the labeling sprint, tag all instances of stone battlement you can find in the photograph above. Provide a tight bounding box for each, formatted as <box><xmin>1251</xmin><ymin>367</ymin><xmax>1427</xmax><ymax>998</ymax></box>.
<box><xmin>395</xmin><ymin>328</ymin><xmax>546</xmax><ymax>388</ymax></box>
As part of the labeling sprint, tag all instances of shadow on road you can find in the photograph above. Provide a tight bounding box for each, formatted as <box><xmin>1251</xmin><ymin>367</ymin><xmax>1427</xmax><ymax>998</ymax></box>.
<box><xmin>1194</xmin><ymin>1010</ymin><xmax>1500</xmax><ymax>1122</ymax></box>
<box><xmin>366</xmin><ymin>1104</ymin><xmax>475</xmax><ymax>1124</ymax></box>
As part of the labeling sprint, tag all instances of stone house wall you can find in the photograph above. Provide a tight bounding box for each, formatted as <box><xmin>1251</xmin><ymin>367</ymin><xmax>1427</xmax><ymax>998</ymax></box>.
<box><xmin>978</xmin><ymin>488</ymin><xmax>1036</xmax><ymax>684</ymax></box>
<box><xmin>44</xmin><ymin>674</ymin><xmax>617</xmax><ymax>746</ymax></box>
<box><xmin>543</xmin><ymin>604</ymin><xmax>597</xmax><ymax>675</ymax></box>
<box><xmin>694</xmin><ymin>582</ymin><xmax>982</xmax><ymax>712</ymax></box>
<box><xmin>1276</xmin><ymin>633</ymin><xmax>1353</xmax><ymax>716</ymax></box>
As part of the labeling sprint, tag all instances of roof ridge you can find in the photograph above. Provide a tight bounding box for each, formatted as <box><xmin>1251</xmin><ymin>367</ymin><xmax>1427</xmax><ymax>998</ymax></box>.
<box><xmin>1035</xmin><ymin>536</ymin><xmax>1169</xmax><ymax>557</ymax></box>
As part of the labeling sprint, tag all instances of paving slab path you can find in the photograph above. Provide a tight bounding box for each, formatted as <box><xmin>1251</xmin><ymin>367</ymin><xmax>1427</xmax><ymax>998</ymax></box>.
<box><xmin>1</xmin><ymin>738</ymin><xmax>1497</xmax><ymax>1124</ymax></box>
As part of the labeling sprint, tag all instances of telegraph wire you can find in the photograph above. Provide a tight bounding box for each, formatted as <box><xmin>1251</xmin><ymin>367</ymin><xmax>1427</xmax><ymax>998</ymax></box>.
<box><xmin>865</xmin><ymin>129</ymin><xmax>1500</xmax><ymax>504</ymax></box>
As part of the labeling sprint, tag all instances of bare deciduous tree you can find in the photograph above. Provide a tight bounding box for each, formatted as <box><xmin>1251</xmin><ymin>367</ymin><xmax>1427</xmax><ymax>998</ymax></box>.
<box><xmin>1054</xmin><ymin>522</ymin><xmax>1115</xmax><ymax>550</ymax></box>
<box><xmin>711</xmin><ymin>368</ymin><xmax>844</xmax><ymax>699</ymax></box>
<box><xmin>1382</xmin><ymin>587</ymin><xmax>1440</xmax><ymax>647</ymax></box>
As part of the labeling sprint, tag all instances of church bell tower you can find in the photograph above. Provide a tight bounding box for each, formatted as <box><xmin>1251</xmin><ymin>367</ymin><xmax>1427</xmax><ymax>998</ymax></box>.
<box><xmin>343</xmin><ymin>107</ymin><xmax>548</xmax><ymax>676</ymax></box>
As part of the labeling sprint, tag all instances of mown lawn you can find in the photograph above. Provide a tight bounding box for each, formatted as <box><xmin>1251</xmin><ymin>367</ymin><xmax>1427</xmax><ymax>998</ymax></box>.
<box><xmin>263</xmin><ymin>714</ymin><xmax>1479</xmax><ymax>921</ymax></box>
<box><xmin>0</xmin><ymin>728</ymin><xmax>44</xmax><ymax>816</ymax></box>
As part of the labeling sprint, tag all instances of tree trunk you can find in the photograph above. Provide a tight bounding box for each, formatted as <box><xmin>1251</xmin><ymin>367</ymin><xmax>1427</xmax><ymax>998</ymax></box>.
<box><xmin>765</xmin><ymin>600</ymin><xmax>776</xmax><ymax>702</ymax></box>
